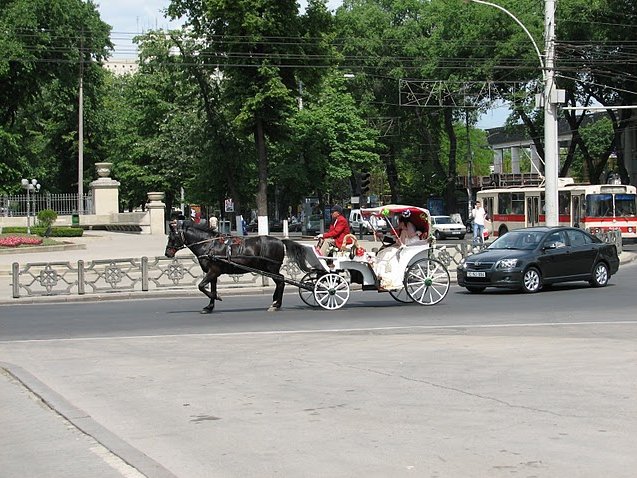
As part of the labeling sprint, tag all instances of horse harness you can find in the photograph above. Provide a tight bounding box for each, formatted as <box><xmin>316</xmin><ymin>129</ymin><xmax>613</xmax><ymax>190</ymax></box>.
<box><xmin>171</xmin><ymin>223</ymin><xmax>282</xmax><ymax>266</ymax></box>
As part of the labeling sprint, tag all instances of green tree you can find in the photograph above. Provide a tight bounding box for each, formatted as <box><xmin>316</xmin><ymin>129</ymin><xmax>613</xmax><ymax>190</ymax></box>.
<box><xmin>102</xmin><ymin>32</ymin><xmax>205</xmax><ymax>214</ymax></box>
<box><xmin>557</xmin><ymin>0</ymin><xmax>637</xmax><ymax>183</ymax></box>
<box><xmin>0</xmin><ymin>0</ymin><xmax>111</xmax><ymax>193</ymax></box>
<box><xmin>281</xmin><ymin>72</ymin><xmax>381</xmax><ymax>209</ymax></box>
<box><xmin>167</xmin><ymin>0</ymin><xmax>335</xmax><ymax>222</ymax></box>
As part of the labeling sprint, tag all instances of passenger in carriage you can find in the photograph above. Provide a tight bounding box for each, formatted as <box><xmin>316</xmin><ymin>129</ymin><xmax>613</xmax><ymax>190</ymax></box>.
<box><xmin>316</xmin><ymin>205</ymin><xmax>350</xmax><ymax>256</ymax></box>
<box><xmin>377</xmin><ymin>210</ymin><xmax>421</xmax><ymax>246</ymax></box>
<box><xmin>397</xmin><ymin>211</ymin><xmax>421</xmax><ymax>245</ymax></box>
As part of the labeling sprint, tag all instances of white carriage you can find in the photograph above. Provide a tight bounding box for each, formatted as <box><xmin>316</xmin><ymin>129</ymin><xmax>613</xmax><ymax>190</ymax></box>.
<box><xmin>297</xmin><ymin>205</ymin><xmax>451</xmax><ymax>310</ymax></box>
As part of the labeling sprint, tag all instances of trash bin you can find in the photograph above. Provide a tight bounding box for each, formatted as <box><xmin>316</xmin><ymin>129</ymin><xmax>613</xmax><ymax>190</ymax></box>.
<box><xmin>71</xmin><ymin>212</ymin><xmax>80</xmax><ymax>227</ymax></box>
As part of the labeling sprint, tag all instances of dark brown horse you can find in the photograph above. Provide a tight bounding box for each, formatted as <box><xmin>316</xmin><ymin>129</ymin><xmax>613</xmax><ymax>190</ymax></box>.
<box><xmin>164</xmin><ymin>220</ymin><xmax>316</xmax><ymax>313</ymax></box>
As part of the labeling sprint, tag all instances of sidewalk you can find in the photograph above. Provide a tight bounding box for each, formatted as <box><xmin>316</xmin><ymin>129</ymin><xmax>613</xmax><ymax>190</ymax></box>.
<box><xmin>1</xmin><ymin>230</ymin><xmax>635</xmax><ymax>304</ymax></box>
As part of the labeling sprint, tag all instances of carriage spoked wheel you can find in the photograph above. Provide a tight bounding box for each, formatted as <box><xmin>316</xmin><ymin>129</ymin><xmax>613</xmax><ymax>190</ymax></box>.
<box><xmin>298</xmin><ymin>271</ymin><xmax>321</xmax><ymax>307</ymax></box>
<box><xmin>403</xmin><ymin>258</ymin><xmax>450</xmax><ymax>306</ymax></box>
<box><xmin>313</xmin><ymin>273</ymin><xmax>350</xmax><ymax>310</ymax></box>
<box><xmin>388</xmin><ymin>288</ymin><xmax>414</xmax><ymax>304</ymax></box>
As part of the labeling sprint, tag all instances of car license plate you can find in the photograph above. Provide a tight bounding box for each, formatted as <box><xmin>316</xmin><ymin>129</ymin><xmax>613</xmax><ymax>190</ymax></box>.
<box><xmin>467</xmin><ymin>271</ymin><xmax>486</xmax><ymax>277</ymax></box>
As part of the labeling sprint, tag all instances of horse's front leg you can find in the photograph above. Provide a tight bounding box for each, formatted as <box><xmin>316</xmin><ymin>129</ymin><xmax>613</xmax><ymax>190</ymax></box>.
<box><xmin>268</xmin><ymin>277</ymin><xmax>285</xmax><ymax>312</ymax></box>
<box><xmin>199</xmin><ymin>271</ymin><xmax>221</xmax><ymax>314</ymax></box>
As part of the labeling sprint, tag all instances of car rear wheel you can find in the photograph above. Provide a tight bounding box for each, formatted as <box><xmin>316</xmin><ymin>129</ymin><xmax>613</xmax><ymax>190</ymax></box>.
<box><xmin>521</xmin><ymin>267</ymin><xmax>541</xmax><ymax>293</ymax></box>
<box><xmin>466</xmin><ymin>286</ymin><xmax>486</xmax><ymax>294</ymax></box>
<box><xmin>589</xmin><ymin>262</ymin><xmax>609</xmax><ymax>287</ymax></box>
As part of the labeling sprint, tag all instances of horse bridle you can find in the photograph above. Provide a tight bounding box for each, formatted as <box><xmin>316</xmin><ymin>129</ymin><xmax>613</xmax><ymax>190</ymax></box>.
<box><xmin>168</xmin><ymin>220</ymin><xmax>239</xmax><ymax>253</ymax></box>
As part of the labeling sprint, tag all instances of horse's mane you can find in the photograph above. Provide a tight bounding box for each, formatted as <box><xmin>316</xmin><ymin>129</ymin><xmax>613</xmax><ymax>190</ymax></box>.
<box><xmin>183</xmin><ymin>220</ymin><xmax>220</xmax><ymax>241</ymax></box>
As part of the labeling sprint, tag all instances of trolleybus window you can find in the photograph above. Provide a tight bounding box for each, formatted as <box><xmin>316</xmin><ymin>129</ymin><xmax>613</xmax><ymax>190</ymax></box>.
<box><xmin>587</xmin><ymin>194</ymin><xmax>613</xmax><ymax>217</ymax></box>
<box><xmin>615</xmin><ymin>194</ymin><xmax>636</xmax><ymax>216</ymax></box>
<box><xmin>498</xmin><ymin>192</ymin><xmax>524</xmax><ymax>214</ymax></box>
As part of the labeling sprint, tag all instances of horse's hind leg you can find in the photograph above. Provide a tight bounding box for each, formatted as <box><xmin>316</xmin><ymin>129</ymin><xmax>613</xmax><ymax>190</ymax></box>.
<box><xmin>199</xmin><ymin>272</ymin><xmax>221</xmax><ymax>314</ymax></box>
<box><xmin>268</xmin><ymin>277</ymin><xmax>285</xmax><ymax>312</ymax></box>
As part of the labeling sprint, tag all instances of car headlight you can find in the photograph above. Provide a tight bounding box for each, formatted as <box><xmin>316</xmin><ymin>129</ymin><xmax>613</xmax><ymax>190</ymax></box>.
<box><xmin>496</xmin><ymin>258</ymin><xmax>518</xmax><ymax>269</ymax></box>
<box><xmin>458</xmin><ymin>259</ymin><xmax>467</xmax><ymax>270</ymax></box>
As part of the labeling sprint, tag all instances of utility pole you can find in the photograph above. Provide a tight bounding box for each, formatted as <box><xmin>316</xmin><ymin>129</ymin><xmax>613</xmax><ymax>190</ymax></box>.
<box><xmin>543</xmin><ymin>0</ymin><xmax>559</xmax><ymax>226</ymax></box>
<box><xmin>78</xmin><ymin>31</ymin><xmax>84</xmax><ymax>215</ymax></box>
<box><xmin>468</xmin><ymin>0</ymin><xmax>561</xmax><ymax>227</ymax></box>
<box><xmin>465</xmin><ymin>110</ymin><xmax>473</xmax><ymax>219</ymax></box>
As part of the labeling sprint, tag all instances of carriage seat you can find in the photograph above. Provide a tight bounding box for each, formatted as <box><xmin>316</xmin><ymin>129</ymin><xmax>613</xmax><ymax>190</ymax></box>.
<box><xmin>338</xmin><ymin>233</ymin><xmax>361</xmax><ymax>259</ymax></box>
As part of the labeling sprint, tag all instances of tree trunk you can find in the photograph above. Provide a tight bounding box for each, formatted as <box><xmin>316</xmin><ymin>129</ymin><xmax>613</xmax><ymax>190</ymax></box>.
<box><xmin>254</xmin><ymin>116</ymin><xmax>268</xmax><ymax>217</ymax></box>
<box><xmin>383</xmin><ymin>144</ymin><xmax>399</xmax><ymax>203</ymax></box>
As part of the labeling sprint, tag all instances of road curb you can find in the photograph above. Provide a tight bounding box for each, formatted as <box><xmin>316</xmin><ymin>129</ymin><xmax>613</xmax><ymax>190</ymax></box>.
<box><xmin>1</xmin><ymin>362</ymin><xmax>179</xmax><ymax>478</ymax></box>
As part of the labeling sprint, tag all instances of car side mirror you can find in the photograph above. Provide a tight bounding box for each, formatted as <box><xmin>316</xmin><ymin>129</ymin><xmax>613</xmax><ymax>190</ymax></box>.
<box><xmin>543</xmin><ymin>242</ymin><xmax>558</xmax><ymax>250</ymax></box>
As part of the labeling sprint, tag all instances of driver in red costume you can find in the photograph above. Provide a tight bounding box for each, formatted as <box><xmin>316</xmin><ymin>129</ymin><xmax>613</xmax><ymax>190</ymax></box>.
<box><xmin>317</xmin><ymin>205</ymin><xmax>350</xmax><ymax>256</ymax></box>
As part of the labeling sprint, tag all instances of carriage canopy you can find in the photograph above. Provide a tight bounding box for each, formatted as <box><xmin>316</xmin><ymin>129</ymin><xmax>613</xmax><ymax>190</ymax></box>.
<box><xmin>361</xmin><ymin>204</ymin><xmax>431</xmax><ymax>235</ymax></box>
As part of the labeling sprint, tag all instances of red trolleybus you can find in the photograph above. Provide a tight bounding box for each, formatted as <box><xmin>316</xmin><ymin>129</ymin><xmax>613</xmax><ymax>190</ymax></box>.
<box><xmin>476</xmin><ymin>177</ymin><xmax>637</xmax><ymax>240</ymax></box>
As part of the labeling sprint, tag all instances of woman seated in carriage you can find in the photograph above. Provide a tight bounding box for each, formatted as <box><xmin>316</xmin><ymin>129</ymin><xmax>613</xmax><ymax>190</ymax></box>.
<box><xmin>363</xmin><ymin>205</ymin><xmax>431</xmax><ymax>247</ymax></box>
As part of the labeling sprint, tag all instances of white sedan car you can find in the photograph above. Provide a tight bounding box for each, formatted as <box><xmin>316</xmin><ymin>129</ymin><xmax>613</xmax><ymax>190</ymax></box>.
<box><xmin>430</xmin><ymin>215</ymin><xmax>466</xmax><ymax>240</ymax></box>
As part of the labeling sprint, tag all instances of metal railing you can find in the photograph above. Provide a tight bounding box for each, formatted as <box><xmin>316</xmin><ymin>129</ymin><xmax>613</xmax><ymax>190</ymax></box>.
<box><xmin>1</xmin><ymin>193</ymin><xmax>94</xmax><ymax>217</ymax></box>
<box><xmin>10</xmin><ymin>254</ymin><xmax>306</xmax><ymax>298</ymax></box>
<box><xmin>8</xmin><ymin>231</ymin><xmax>621</xmax><ymax>299</ymax></box>
<box><xmin>9</xmin><ymin>245</ymin><xmax>474</xmax><ymax>299</ymax></box>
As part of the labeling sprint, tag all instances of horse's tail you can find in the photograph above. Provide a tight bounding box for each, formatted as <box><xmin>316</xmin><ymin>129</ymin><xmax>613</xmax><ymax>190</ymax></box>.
<box><xmin>282</xmin><ymin>239</ymin><xmax>321</xmax><ymax>273</ymax></box>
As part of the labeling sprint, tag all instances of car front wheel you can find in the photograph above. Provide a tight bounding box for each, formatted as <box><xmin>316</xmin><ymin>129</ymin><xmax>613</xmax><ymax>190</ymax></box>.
<box><xmin>434</xmin><ymin>230</ymin><xmax>442</xmax><ymax>240</ymax></box>
<box><xmin>521</xmin><ymin>267</ymin><xmax>541</xmax><ymax>293</ymax></box>
<box><xmin>589</xmin><ymin>262</ymin><xmax>609</xmax><ymax>287</ymax></box>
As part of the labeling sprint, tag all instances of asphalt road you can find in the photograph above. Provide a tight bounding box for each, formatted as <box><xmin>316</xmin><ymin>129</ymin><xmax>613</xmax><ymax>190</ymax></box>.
<box><xmin>2</xmin><ymin>262</ymin><xmax>636</xmax><ymax>340</ymax></box>
<box><xmin>1</xmin><ymin>262</ymin><xmax>636</xmax><ymax>478</ymax></box>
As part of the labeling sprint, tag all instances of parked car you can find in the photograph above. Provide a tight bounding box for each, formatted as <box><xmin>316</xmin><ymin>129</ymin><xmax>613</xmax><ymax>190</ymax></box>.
<box><xmin>457</xmin><ymin>226</ymin><xmax>620</xmax><ymax>293</ymax></box>
<box><xmin>349</xmin><ymin>209</ymin><xmax>388</xmax><ymax>234</ymax></box>
<box><xmin>430</xmin><ymin>215</ymin><xmax>466</xmax><ymax>240</ymax></box>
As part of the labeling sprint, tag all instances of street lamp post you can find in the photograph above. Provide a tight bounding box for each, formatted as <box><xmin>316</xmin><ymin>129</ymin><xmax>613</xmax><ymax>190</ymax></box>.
<box><xmin>469</xmin><ymin>0</ymin><xmax>560</xmax><ymax>226</ymax></box>
<box><xmin>21</xmin><ymin>178</ymin><xmax>41</xmax><ymax>235</ymax></box>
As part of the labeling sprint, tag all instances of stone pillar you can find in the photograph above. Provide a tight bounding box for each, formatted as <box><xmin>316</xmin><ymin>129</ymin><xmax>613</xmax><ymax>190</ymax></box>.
<box><xmin>147</xmin><ymin>192</ymin><xmax>166</xmax><ymax>235</ymax></box>
<box><xmin>493</xmin><ymin>149</ymin><xmax>504</xmax><ymax>174</ymax></box>
<box><xmin>90</xmin><ymin>162</ymin><xmax>120</xmax><ymax>215</ymax></box>
<box><xmin>511</xmin><ymin>146</ymin><xmax>521</xmax><ymax>174</ymax></box>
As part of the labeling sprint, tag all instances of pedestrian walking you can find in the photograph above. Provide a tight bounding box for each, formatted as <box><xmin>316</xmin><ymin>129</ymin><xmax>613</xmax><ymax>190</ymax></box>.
<box><xmin>472</xmin><ymin>201</ymin><xmax>486</xmax><ymax>244</ymax></box>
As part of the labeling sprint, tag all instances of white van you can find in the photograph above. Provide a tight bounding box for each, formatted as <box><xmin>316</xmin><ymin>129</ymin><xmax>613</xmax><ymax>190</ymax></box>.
<box><xmin>349</xmin><ymin>209</ymin><xmax>388</xmax><ymax>234</ymax></box>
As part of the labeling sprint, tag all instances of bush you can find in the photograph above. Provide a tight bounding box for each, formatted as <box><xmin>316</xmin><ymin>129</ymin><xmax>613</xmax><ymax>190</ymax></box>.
<box><xmin>37</xmin><ymin>209</ymin><xmax>58</xmax><ymax>228</ymax></box>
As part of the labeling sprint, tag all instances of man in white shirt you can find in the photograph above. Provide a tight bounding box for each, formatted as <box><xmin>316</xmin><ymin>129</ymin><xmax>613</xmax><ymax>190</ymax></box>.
<box><xmin>472</xmin><ymin>201</ymin><xmax>486</xmax><ymax>244</ymax></box>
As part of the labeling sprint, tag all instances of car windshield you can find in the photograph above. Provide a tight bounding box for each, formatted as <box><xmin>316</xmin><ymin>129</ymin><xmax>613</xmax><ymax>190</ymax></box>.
<box><xmin>435</xmin><ymin>216</ymin><xmax>454</xmax><ymax>224</ymax></box>
<box><xmin>488</xmin><ymin>231</ymin><xmax>545</xmax><ymax>250</ymax></box>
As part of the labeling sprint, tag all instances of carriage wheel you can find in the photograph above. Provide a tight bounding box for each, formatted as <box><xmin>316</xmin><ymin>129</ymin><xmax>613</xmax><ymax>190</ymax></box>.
<box><xmin>388</xmin><ymin>288</ymin><xmax>414</xmax><ymax>304</ymax></box>
<box><xmin>313</xmin><ymin>273</ymin><xmax>350</xmax><ymax>310</ymax></box>
<box><xmin>299</xmin><ymin>271</ymin><xmax>320</xmax><ymax>307</ymax></box>
<box><xmin>404</xmin><ymin>258</ymin><xmax>450</xmax><ymax>306</ymax></box>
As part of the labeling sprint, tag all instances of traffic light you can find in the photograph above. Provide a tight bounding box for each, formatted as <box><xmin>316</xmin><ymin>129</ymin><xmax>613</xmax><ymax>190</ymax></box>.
<box><xmin>360</xmin><ymin>172</ymin><xmax>371</xmax><ymax>194</ymax></box>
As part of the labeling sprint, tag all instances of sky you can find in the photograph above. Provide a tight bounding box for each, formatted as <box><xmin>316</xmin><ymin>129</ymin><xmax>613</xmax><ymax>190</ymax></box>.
<box><xmin>96</xmin><ymin>0</ymin><xmax>508</xmax><ymax>128</ymax></box>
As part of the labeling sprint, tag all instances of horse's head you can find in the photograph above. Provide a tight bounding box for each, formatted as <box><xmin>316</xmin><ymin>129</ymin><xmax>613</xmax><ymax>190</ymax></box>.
<box><xmin>165</xmin><ymin>220</ymin><xmax>186</xmax><ymax>258</ymax></box>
